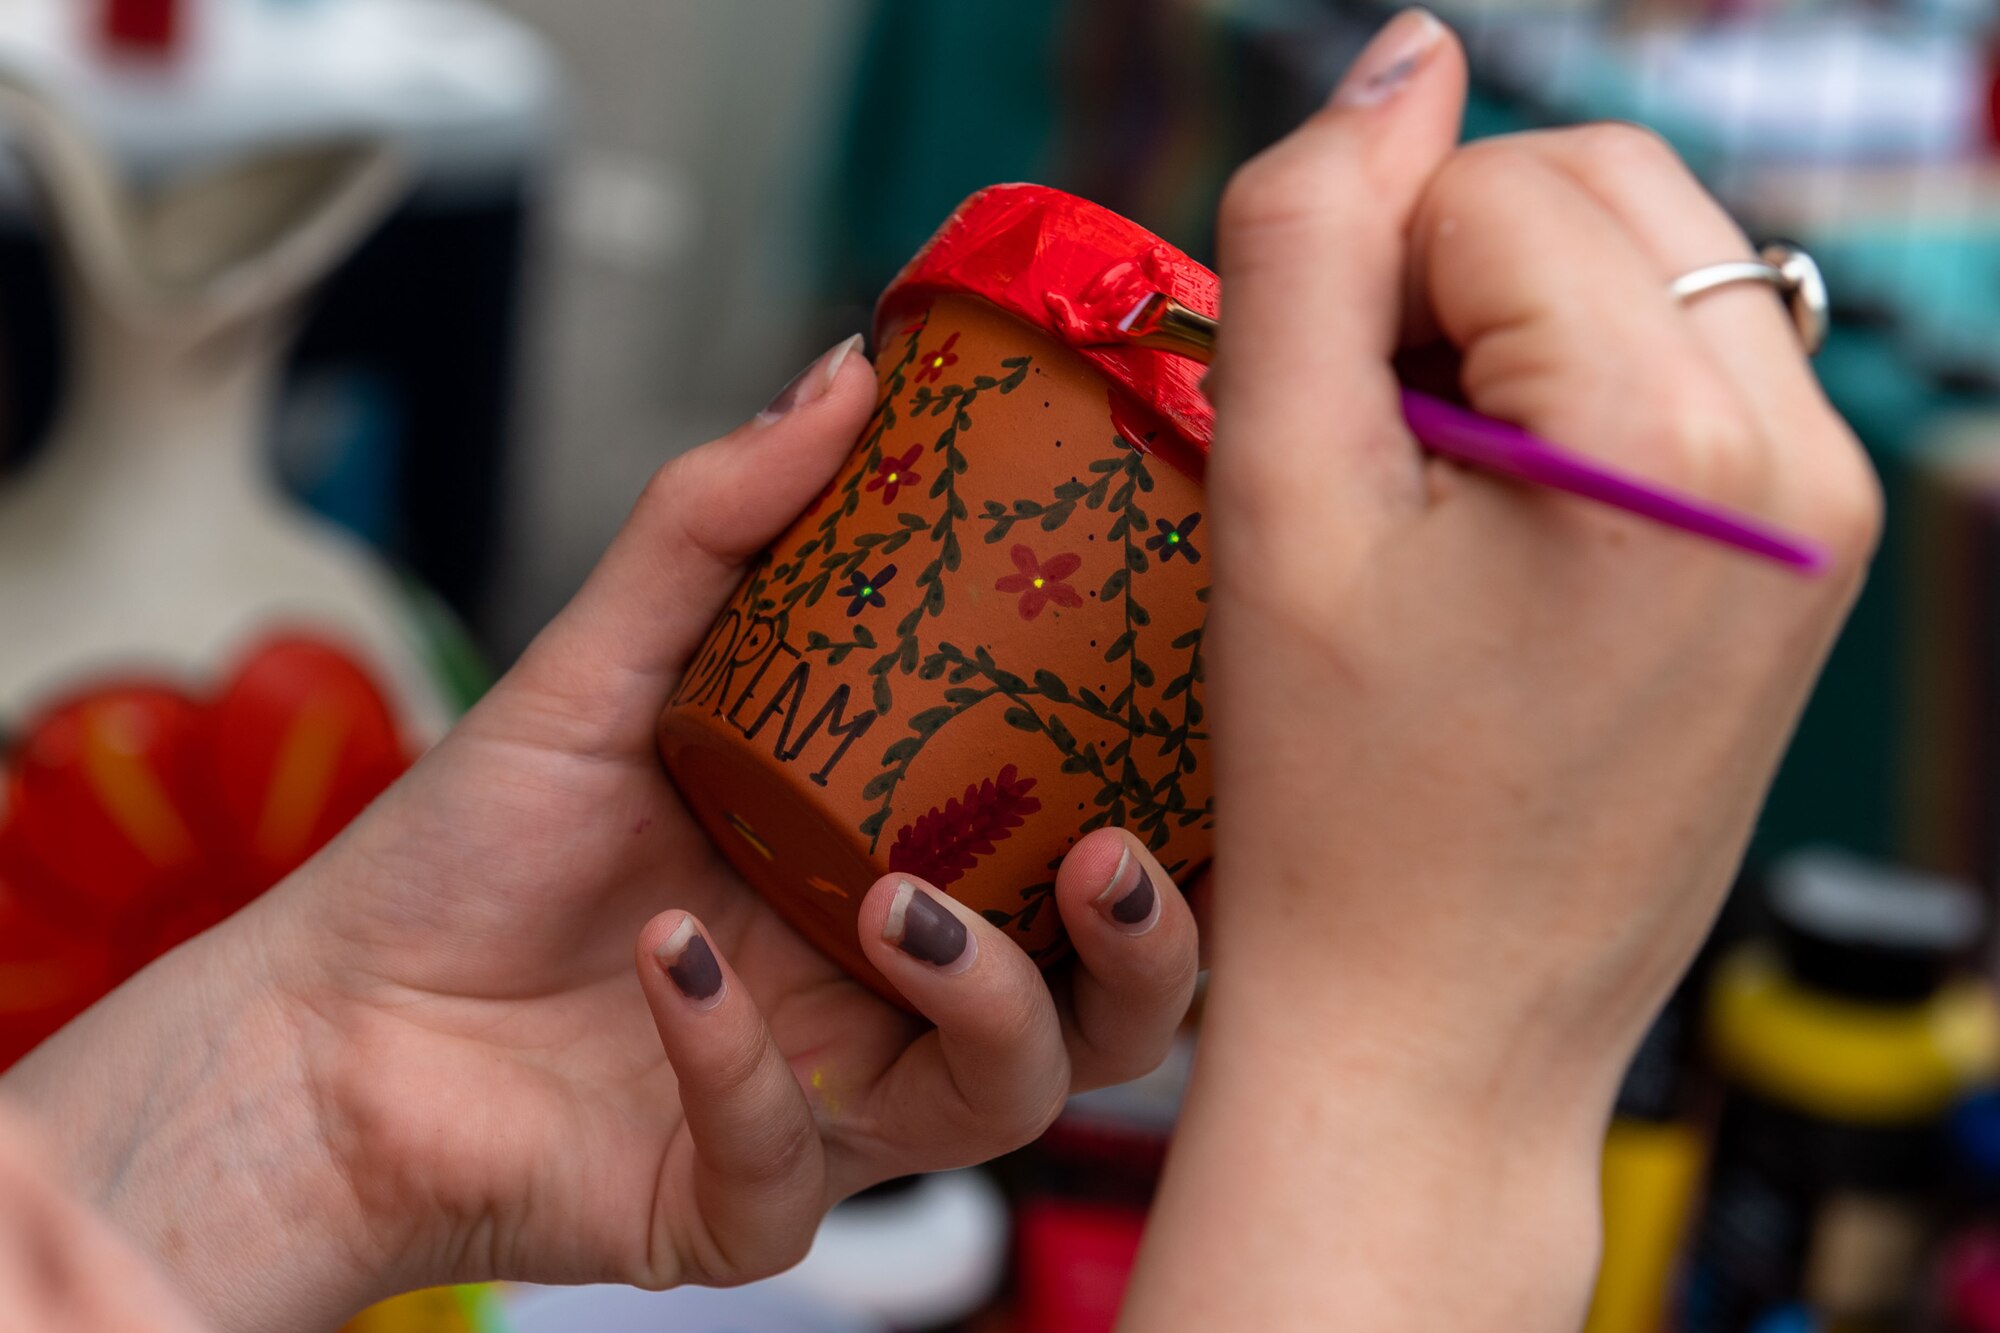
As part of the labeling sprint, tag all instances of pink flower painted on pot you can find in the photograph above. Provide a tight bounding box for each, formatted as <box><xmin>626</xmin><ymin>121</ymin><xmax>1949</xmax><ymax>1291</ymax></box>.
<box><xmin>914</xmin><ymin>332</ymin><xmax>960</xmax><ymax>384</ymax></box>
<box><xmin>865</xmin><ymin>445</ymin><xmax>924</xmax><ymax>505</ymax></box>
<box><xmin>888</xmin><ymin>765</ymin><xmax>1042</xmax><ymax>889</ymax></box>
<box><xmin>995</xmin><ymin>545</ymin><xmax>1083</xmax><ymax>621</ymax></box>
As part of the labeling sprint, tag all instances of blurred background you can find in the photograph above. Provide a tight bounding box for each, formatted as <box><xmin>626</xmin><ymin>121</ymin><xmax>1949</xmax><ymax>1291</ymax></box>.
<box><xmin>0</xmin><ymin>0</ymin><xmax>1998</xmax><ymax>1330</ymax></box>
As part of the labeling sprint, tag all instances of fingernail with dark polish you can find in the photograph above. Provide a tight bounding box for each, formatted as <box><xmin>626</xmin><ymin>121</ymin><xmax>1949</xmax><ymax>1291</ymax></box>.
<box><xmin>1094</xmin><ymin>848</ymin><xmax>1161</xmax><ymax>935</ymax></box>
<box><xmin>758</xmin><ymin>333</ymin><xmax>864</xmax><ymax>424</ymax></box>
<box><xmin>658</xmin><ymin>917</ymin><xmax>725</xmax><ymax>1009</ymax></box>
<box><xmin>1332</xmin><ymin>8</ymin><xmax>1444</xmax><ymax>109</ymax></box>
<box><xmin>886</xmin><ymin>880</ymin><xmax>975</xmax><ymax>974</ymax></box>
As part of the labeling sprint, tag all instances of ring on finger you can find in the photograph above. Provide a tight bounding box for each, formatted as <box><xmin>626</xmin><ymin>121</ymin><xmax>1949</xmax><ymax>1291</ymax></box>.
<box><xmin>1669</xmin><ymin>242</ymin><xmax>1829</xmax><ymax>357</ymax></box>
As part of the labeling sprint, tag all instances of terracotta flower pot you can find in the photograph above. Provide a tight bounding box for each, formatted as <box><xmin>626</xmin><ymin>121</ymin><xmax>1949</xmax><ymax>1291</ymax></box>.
<box><xmin>659</xmin><ymin>185</ymin><xmax>1217</xmax><ymax>1000</ymax></box>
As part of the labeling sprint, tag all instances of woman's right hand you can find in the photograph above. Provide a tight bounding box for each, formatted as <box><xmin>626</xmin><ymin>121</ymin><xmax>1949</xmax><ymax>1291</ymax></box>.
<box><xmin>1128</xmin><ymin>11</ymin><xmax>1880</xmax><ymax>1330</ymax></box>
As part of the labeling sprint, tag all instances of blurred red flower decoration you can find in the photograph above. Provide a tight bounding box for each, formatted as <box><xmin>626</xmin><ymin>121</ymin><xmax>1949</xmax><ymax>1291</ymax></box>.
<box><xmin>0</xmin><ymin>634</ymin><xmax>413</xmax><ymax>1069</ymax></box>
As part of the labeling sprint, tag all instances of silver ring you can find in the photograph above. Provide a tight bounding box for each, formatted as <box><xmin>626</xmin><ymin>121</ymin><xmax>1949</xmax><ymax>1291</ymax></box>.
<box><xmin>1669</xmin><ymin>243</ymin><xmax>1828</xmax><ymax>356</ymax></box>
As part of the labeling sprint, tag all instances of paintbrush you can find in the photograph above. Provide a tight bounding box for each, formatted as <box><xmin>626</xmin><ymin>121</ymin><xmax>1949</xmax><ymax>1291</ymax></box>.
<box><xmin>1108</xmin><ymin>291</ymin><xmax>1828</xmax><ymax>575</ymax></box>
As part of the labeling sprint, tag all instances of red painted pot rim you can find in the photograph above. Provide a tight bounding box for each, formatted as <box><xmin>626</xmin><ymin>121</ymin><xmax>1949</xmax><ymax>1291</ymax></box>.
<box><xmin>876</xmin><ymin>183</ymin><xmax>1218</xmax><ymax>480</ymax></box>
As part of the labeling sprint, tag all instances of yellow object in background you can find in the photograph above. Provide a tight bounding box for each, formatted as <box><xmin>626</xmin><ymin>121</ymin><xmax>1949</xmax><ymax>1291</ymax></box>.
<box><xmin>339</xmin><ymin>1286</ymin><xmax>503</xmax><ymax>1333</ymax></box>
<box><xmin>1709</xmin><ymin>947</ymin><xmax>2000</xmax><ymax>1124</ymax></box>
<box><xmin>1584</xmin><ymin>1118</ymin><xmax>1706</xmax><ymax>1333</ymax></box>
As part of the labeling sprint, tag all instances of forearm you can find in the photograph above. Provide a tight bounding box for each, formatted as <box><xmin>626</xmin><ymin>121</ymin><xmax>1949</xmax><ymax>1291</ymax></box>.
<box><xmin>1123</xmin><ymin>963</ymin><xmax>1610</xmax><ymax>1331</ymax></box>
<box><xmin>0</xmin><ymin>896</ymin><xmax>389</xmax><ymax>1332</ymax></box>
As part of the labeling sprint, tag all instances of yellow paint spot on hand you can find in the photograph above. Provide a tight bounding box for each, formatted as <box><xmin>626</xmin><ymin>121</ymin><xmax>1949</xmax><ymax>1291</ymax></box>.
<box><xmin>809</xmin><ymin>1066</ymin><xmax>843</xmax><ymax>1117</ymax></box>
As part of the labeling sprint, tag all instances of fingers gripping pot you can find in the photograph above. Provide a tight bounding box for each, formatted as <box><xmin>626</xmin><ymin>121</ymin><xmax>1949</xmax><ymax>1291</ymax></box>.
<box><xmin>659</xmin><ymin>185</ymin><xmax>1214</xmax><ymax>1000</ymax></box>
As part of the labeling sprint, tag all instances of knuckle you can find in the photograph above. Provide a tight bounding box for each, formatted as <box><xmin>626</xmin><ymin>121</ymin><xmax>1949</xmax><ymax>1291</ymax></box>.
<box><xmin>1092</xmin><ymin>1029</ymin><xmax>1178</xmax><ymax>1092</ymax></box>
<box><xmin>977</xmin><ymin>1059</ymin><xmax>1070</xmax><ymax>1155</ymax></box>
<box><xmin>1799</xmin><ymin>429</ymin><xmax>1884</xmax><ymax>566</ymax></box>
<box><xmin>701</xmin><ymin>1211</ymin><xmax>818</xmax><ymax>1288</ymax></box>
<box><xmin>1427</xmin><ymin>138</ymin><xmax>1542</xmax><ymax>210</ymax></box>
<box><xmin>1217</xmin><ymin>148</ymin><xmax>1371</xmax><ymax>268</ymax></box>
<box><xmin>1565</xmin><ymin>121</ymin><xmax>1685</xmax><ymax>183</ymax></box>
<box><xmin>1645</xmin><ymin>379</ymin><xmax>1767</xmax><ymax>503</ymax></box>
<box><xmin>1013</xmin><ymin>1075</ymin><xmax>1071</xmax><ymax>1147</ymax></box>
<box><xmin>1411</xmin><ymin>143</ymin><xmax>1560</xmax><ymax>270</ymax></box>
<box><xmin>637</xmin><ymin>452</ymin><xmax>694</xmax><ymax>517</ymax></box>
<box><xmin>733</xmin><ymin>1098</ymin><xmax>819</xmax><ymax>1190</ymax></box>
<box><xmin>1218</xmin><ymin>150</ymin><xmax>1322</xmax><ymax>238</ymax></box>
<box><xmin>707</xmin><ymin>1026</ymin><xmax>774</xmax><ymax>1102</ymax></box>
<box><xmin>637</xmin><ymin>448</ymin><xmax>738</xmax><ymax>568</ymax></box>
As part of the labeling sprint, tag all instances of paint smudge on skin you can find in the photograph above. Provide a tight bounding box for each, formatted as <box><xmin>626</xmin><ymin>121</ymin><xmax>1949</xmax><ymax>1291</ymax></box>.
<box><xmin>809</xmin><ymin>1066</ymin><xmax>843</xmax><ymax>1117</ymax></box>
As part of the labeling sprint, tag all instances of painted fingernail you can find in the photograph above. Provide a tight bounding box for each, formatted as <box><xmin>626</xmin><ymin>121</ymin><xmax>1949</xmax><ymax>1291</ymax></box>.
<box><xmin>885</xmin><ymin>880</ymin><xmax>975</xmax><ymax>974</ymax></box>
<box><xmin>757</xmin><ymin>333</ymin><xmax>864</xmax><ymax>424</ymax></box>
<box><xmin>1332</xmin><ymin>8</ymin><xmax>1444</xmax><ymax>108</ymax></box>
<box><xmin>657</xmin><ymin>916</ymin><xmax>725</xmax><ymax>1009</ymax></box>
<box><xmin>1093</xmin><ymin>846</ymin><xmax>1161</xmax><ymax>936</ymax></box>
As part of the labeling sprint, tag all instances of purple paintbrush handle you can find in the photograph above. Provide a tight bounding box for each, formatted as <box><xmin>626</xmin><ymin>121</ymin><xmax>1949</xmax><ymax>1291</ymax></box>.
<box><xmin>1398</xmin><ymin>390</ymin><xmax>1829</xmax><ymax>575</ymax></box>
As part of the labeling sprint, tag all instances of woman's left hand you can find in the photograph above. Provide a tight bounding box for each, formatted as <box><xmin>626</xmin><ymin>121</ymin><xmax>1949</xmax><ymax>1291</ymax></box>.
<box><xmin>1</xmin><ymin>341</ymin><xmax>1200</xmax><ymax>1332</ymax></box>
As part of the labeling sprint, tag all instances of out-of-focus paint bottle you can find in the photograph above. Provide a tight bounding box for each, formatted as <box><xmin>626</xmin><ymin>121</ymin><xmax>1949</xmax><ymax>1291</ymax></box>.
<box><xmin>1915</xmin><ymin>1092</ymin><xmax>2000</xmax><ymax>1331</ymax></box>
<box><xmin>1684</xmin><ymin>850</ymin><xmax>1999</xmax><ymax>1333</ymax></box>
<box><xmin>1587</xmin><ymin>960</ymin><xmax>1717</xmax><ymax>1333</ymax></box>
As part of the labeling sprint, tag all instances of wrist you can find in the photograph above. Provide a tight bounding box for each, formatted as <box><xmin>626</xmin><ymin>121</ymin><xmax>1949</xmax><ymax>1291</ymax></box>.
<box><xmin>0</xmin><ymin>890</ymin><xmax>396</xmax><ymax>1332</ymax></box>
<box><xmin>1121</xmin><ymin>964</ymin><xmax>1612</xmax><ymax>1331</ymax></box>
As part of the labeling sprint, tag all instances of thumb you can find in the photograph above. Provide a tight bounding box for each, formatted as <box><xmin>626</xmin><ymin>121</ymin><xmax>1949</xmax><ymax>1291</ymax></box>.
<box><xmin>502</xmin><ymin>335</ymin><xmax>875</xmax><ymax>730</ymax></box>
<box><xmin>1210</xmin><ymin>9</ymin><xmax>1464</xmax><ymax>544</ymax></box>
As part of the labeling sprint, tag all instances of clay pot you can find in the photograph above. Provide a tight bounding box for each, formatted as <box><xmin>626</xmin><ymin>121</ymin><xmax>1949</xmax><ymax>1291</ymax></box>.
<box><xmin>660</xmin><ymin>186</ymin><xmax>1217</xmax><ymax>998</ymax></box>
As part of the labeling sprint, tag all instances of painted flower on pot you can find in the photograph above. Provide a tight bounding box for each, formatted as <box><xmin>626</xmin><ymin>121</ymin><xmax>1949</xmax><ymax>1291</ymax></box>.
<box><xmin>1147</xmin><ymin>512</ymin><xmax>1203</xmax><ymax>563</ymax></box>
<box><xmin>838</xmin><ymin>564</ymin><xmax>897</xmax><ymax>617</ymax></box>
<box><xmin>995</xmin><ymin>545</ymin><xmax>1083</xmax><ymax>621</ymax></box>
<box><xmin>865</xmin><ymin>445</ymin><xmax>924</xmax><ymax>505</ymax></box>
<box><xmin>888</xmin><ymin>765</ymin><xmax>1042</xmax><ymax>889</ymax></box>
<box><xmin>914</xmin><ymin>332</ymin><xmax>960</xmax><ymax>384</ymax></box>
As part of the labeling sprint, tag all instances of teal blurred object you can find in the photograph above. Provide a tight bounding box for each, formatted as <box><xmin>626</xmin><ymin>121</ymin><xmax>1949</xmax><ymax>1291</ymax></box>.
<box><xmin>820</xmin><ymin>0</ymin><xmax>1300</xmax><ymax>306</ymax></box>
<box><xmin>822</xmin><ymin>0</ymin><xmax>1068</xmax><ymax>304</ymax></box>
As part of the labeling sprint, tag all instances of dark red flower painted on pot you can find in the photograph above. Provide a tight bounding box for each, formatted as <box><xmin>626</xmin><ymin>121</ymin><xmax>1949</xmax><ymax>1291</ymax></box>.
<box><xmin>865</xmin><ymin>445</ymin><xmax>924</xmax><ymax>505</ymax></box>
<box><xmin>995</xmin><ymin>545</ymin><xmax>1083</xmax><ymax>621</ymax></box>
<box><xmin>914</xmin><ymin>332</ymin><xmax>960</xmax><ymax>384</ymax></box>
<box><xmin>888</xmin><ymin>765</ymin><xmax>1042</xmax><ymax>889</ymax></box>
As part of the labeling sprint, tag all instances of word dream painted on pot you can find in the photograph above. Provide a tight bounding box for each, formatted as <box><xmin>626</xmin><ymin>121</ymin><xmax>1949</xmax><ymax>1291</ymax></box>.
<box><xmin>670</xmin><ymin>608</ymin><xmax>877</xmax><ymax>788</ymax></box>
